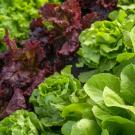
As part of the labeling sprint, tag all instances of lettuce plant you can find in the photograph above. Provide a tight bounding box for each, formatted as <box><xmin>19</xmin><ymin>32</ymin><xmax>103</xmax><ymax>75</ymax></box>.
<box><xmin>84</xmin><ymin>64</ymin><xmax>135</xmax><ymax>135</ymax></box>
<box><xmin>0</xmin><ymin>110</ymin><xmax>46</xmax><ymax>135</ymax></box>
<box><xmin>76</xmin><ymin>0</ymin><xmax>135</xmax><ymax>84</ymax></box>
<box><xmin>78</xmin><ymin>20</ymin><xmax>122</xmax><ymax>69</ymax></box>
<box><xmin>78</xmin><ymin>8</ymin><xmax>135</xmax><ymax>82</ymax></box>
<box><xmin>0</xmin><ymin>0</ymin><xmax>48</xmax><ymax>40</ymax></box>
<box><xmin>0</xmin><ymin>0</ymin><xmax>64</xmax><ymax>41</ymax></box>
<box><xmin>29</xmin><ymin>66</ymin><xmax>86</xmax><ymax>127</ymax></box>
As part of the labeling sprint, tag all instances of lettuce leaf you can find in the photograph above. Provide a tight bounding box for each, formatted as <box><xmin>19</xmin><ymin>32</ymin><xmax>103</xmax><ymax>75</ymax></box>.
<box><xmin>0</xmin><ymin>110</ymin><xmax>46</xmax><ymax>135</ymax></box>
<box><xmin>0</xmin><ymin>0</ymin><xmax>62</xmax><ymax>41</ymax></box>
<box><xmin>78</xmin><ymin>5</ymin><xmax>135</xmax><ymax>76</ymax></box>
<box><xmin>84</xmin><ymin>64</ymin><xmax>135</xmax><ymax>135</ymax></box>
<box><xmin>78</xmin><ymin>19</ymin><xmax>122</xmax><ymax>68</ymax></box>
<box><xmin>70</xmin><ymin>119</ymin><xmax>100</xmax><ymax>135</ymax></box>
<box><xmin>102</xmin><ymin>116</ymin><xmax>135</xmax><ymax>135</ymax></box>
<box><xmin>29</xmin><ymin>66</ymin><xmax>87</xmax><ymax>127</ymax></box>
<box><xmin>120</xmin><ymin>64</ymin><xmax>135</xmax><ymax>104</ymax></box>
<box><xmin>62</xmin><ymin>119</ymin><xmax>100</xmax><ymax>135</ymax></box>
<box><xmin>62</xmin><ymin>103</ymin><xmax>94</xmax><ymax>120</ymax></box>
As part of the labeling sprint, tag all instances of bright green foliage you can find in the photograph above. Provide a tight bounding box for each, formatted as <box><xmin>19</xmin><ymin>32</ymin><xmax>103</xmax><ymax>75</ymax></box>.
<box><xmin>78</xmin><ymin>10</ymin><xmax>135</xmax><ymax>70</ymax></box>
<box><xmin>79</xmin><ymin>20</ymin><xmax>122</xmax><ymax>67</ymax></box>
<box><xmin>29</xmin><ymin>66</ymin><xmax>87</xmax><ymax>127</ymax></box>
<box><xmin>78</xmin><ymin>2</ymin><xmax>135</xmax><ymax>81</ymax></box>
<box><xmin>0</xmin><ymin>0</ymin><xmax>45</xmax><ymax>40</ymax></box>
<box><xmin>0</xmin><ymin>110</ymin><xmax>46</xmax><ymax>135</ymax></box>
<box><xmin>0</xmin><ymin>0</ymin><xmax>62</xmax><ymax>41</ymax></box>
<box><xmin>69</xmin><ymin>119</ymin><xmax>100</xmax><ymax>135</ymax></box>
<box><xmin>84</xmin><ymin>64</ymin><xmax>135</xmax><ymax>135</ymax></box>
<box><xmin>61</xmin><ymin>118</ymin><xmax>100</xmax><ymax>135</ymax></box>
<box><xmin>29</xmin><ymin>63</ymin><xmax>135</xmax><ymax>135</ymax></box>
<box><xmin>30</xmin><ymin>66</ymin><xmax>97</xmax><ymax>134</ymax></box>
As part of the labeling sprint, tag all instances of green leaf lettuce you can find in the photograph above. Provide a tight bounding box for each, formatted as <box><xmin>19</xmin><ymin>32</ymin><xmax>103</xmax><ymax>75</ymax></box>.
<box><xmin>0</xmin><ymin>110</ymin><xmax>46</xmax><ymax>135</ymax></box>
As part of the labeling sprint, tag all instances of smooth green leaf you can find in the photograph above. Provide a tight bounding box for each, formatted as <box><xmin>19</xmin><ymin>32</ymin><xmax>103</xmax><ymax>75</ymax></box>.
<box><xmin>120</xmin><ymin>64</ymin><xmax>135</xmax><ymax>104</ymax></box>
<box><xmin>103</xmin><ymin>87</ymin><xmax>135</xmax><ymax>115</ymax></box>
<box><xmin>70</xmin><ymin>119</ymin><xmax>101</xmax><ymax>135</ymax></box>
<box><xmin>102</xmin><ymin>116</ymin><xmax>135</xmax><ymax>135</ymax></box>
<box><xmin>61</xmin><ymin>121</ymin><xmax>76</xmax><ymax>135</ymax></box>
<box><xmin>62</xmin><ymin>103</ymin><xmax>94</xmax><ymax>120</ymax></box>
<box><xmin>84</xmin><ymin>73</ymin><xmax>120</xmax><ymax>104</ymax></box>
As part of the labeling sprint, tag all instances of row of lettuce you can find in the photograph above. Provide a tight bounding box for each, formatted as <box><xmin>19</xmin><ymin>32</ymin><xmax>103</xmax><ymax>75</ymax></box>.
<box><xmin>1</xmin><ymin>0</ymin><xmax>135</xmax><ymax>135</ymax></box>
<box><xmin>1</xmin><ymin>64</ymin><xmax>135</xmax><ymax>135</ymax></box>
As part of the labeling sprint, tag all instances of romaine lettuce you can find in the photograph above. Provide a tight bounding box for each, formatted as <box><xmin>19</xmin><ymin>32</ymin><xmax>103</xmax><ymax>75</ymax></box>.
<box><xmin>84</xmin><ymin>64</ymin><xmax>135</xmax><ymax>135</ymax></box>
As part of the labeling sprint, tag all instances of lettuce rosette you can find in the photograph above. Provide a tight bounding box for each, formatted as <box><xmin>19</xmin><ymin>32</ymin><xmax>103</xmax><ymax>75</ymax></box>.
<box><xmin>29</xmin><ymin>66</ymin><xmax>87</xmax><ymax>127</ymax></box>
<box><xmin>0</xmin><ymin>110</ymin><xmax>46</xmax><ymax>135</ymax></box>
<box><xmin>78</xmin><ymin>8</ymin><xmax>135</xmax><ymax>76</ymax></box>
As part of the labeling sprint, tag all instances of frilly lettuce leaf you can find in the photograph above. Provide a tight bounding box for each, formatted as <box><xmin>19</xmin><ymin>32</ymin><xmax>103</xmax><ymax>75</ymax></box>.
<box><xmin>78</xmin><ymin>7</ymin><xmax>135</xmax><ymax>76</ymax></box>
<box><xmin>29</xmin><ymin>66</ymin><xmax>87</xmax><ymax>127</ymax></box>
<box><xmin>0</xmin><ymin>110</ymin><xmax>46</xmax><ymax>135</ymax></box>
<box><xmin>0</xmin><ymin>0</ymin><xmax>62</xmax><ymax>41</ymax></box>
<box><xmin>118</xmin><ymin>0</ymin><xmax>135</xmax><ymax>9</ymax></box>
<box><xmin>0</xmin><ymin>0</ymin><xmax>40</xmax><ymax>40</ymax></box>
<box><xmin>78</xmin><ymin>20</ymin><xmax>122</xmax><ymax>69</ymax></box>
